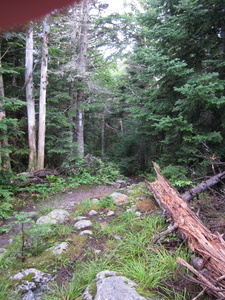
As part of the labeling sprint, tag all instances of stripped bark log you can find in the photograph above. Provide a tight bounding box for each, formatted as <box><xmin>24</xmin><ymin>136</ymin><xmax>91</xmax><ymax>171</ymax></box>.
<box><xmin>182</xmin><ymin>171</ymin><xmax>225</xmax><ymax>202</ymax></box>
<box><xmin>146</xmin><ymin>162</ymin><xmax>225</xmax><ymax>298</ymax></box>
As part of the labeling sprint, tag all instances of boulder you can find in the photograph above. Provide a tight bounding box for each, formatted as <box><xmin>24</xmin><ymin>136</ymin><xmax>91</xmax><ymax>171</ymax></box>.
<box><xmin>36</xmin><ymin>209</ymin><xmax>70</xmax><ymax>224</ymax></box>
<box><xmin>74</xmin><ymin>219</ymin><xmax>92</xmax><ymax>230</ymax></box>
<box><xmin>83</xmin><ymin>270</ymin><xmax>150</xmax><ymax>300</ymax></box>
<box><xmin>11</xmin><ymin>268</ymin><xmax>54</xmax><ymax>300</ymax></box>
<box><xmin>110</xmin><ymin>192</ymin><xmax>129</xmax><ymax>205</ymax></box>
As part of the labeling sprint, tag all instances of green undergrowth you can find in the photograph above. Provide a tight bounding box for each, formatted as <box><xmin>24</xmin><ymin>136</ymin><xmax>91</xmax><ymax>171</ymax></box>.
<box><xmin>0</xmin><ymin>156</ymin><xmax>123</xmax><ymax>220</ymax></box>
<box><xmin>0</xmin><ymin>183</ymin><xmax>192</xmax><ymax>299</ymax></box>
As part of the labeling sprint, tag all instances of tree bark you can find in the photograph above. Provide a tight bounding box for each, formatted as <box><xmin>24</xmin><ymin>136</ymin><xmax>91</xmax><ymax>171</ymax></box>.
<box><xmin>75</xmin><ymin>0</ymin><xmax>90</xmax><ymax>158</ymax></box>
<box><xmin>147</xmin><ymin>162</ymin><xmax>225</xmax><ymax>299</ymax></box>
<box><xmin>37</xmin><ymin>15</ymin><xmax>50</xmax><ymax>170</ymax></box>
<box><xmin>0</xmin><ymin>38</ymin><xmax>12</xmax><ymax>172</ymax></box>
<box><xmin>182</xmin><ymin>171</ymin><xmax>225</xmax><ymax>202</ymax></box>
<box><xmin>25</xmin><ymin>24</ymin><xmax>37</xmax><ymax>171</ymax></box>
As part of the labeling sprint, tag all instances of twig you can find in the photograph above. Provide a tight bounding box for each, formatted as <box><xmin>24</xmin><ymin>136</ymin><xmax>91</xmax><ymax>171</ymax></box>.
<box><xmin>151</xmin><ymin>223</ymin><xmax>178</xmax><ymax>244</ymax></box>
<box><xmin>177</xmin><ymin>257</ymin><xmax>225</xmax><ymax>298</ymax></box>
<box><xmin>192</xmin><ymin>288</ymin><xmax>207</xmax><ymax>300</ymax></box>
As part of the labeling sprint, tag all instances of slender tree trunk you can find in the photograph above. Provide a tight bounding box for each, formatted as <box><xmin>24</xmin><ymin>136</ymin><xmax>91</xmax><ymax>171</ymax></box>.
<box><xmin>68</xmin><ymin>6</ymin><xmax>80</xmax><ymax>159</ymax></box>
<box><xmin>37</xmin><ymin>15</ymin><xmax>50</xmax><ymax>170</ymax></box>
<box><xmin>101</xmin><ymin>112</ymin><xmax>105</xmax><ymax>159</ymax></box>
<box><xmin>25</xmin><ymin>24</ymin><xmax>37</xmax><ymax>171</ymax></box>
<box><xmin>0</xmin><ymin>38</ymin><xmax>12</xmax><ymax>172</ymax></box>
<box><xmin>76</xmin><ymin>0</ymin><xmax>90</xmax><ymax>158</ymax></box>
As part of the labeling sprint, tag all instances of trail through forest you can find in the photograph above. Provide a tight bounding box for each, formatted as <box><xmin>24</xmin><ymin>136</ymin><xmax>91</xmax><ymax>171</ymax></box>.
<box><xmin>0</xmin><ymin>184</ymin><xmax>115</xmax><ymax>248</ymax></box>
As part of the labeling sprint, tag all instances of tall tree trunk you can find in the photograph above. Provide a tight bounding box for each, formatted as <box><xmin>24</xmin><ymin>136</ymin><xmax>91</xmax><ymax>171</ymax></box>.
<box><xmin>0</xmin><ymin>38</ymin><xmax>12</xmax><ymax>172</ymax></box>
<box><xmin>76</xmin><ymin>0</ymin><xmax>90</xmax><ymax>158</ymax></box>
<box><xmin>25</xmin><ymin>24</ymin><xmax>37</xmax><ymax>171</ymax></box>
<box><xmin>68</xmin><ymin>5</ymin><xmax>80</xmax><ymax>159</ymax></box>
<box><xmin>101</xmin><ymin>111</ymin><xmax>105</xmax><ymax>159</ymax></box>
<box><xmin>37</xmin><ymin>15</ymin><xmax>50</xmax><ymax>170</ymax></box>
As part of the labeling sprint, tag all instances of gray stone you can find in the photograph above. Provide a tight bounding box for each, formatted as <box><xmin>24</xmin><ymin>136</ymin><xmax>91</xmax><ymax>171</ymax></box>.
<box><xmin>106</xmin><ymin>210</ymin><xmax>115</xmax><ymax>216</ymax></box>
<box><xmin>135</xmin><ymin>211</ymin><xmax>142</xmax><ymax>217</ymax></box>
<box><xmin>36</xmin><ymin>209</ymin><xmax>70</xmax><ymax>224</ymax></box>
<box><xmin>11</xmin><ymin>268</ymin><xmax>54</xmax><ymax>300</ymax></box>
<box><xmin>113</xmin><ymin>180</ymin><xmax>127</xmax><ymax>189</ymax></box>
<box><xmin>83</xmin><ymin>270</ymin><xmax>148</xmax><ymax>300</ymax></box>
<box><xmin>110</xmin><ymin>192</ymin><xmax>129</xmax><ymax>205</ymax></box>
<box><xmin>0</xmin><ymin>248</ymin><xmax>7</xmax><ymax>259</ymax></box>
<box><xmin>126</xmin><ymin>206</ymin><xmax>136</xmax><ymax>213</ymax></box>
<box><xmin>74</xmin><ymin>219</ymin><xmax>92</xmax><ymax>229</ymax></box>
<box><xmin>79</xmin><ymin>230</ymin><xmax>93</xmax><ymax>236</ymax></box>
<box><xmin>91</xmin><ymin>198</ymin><xmax>99</xmax><ymax>204</ymax></box>
<box><xmin>47</xmin><ymin>242</ymin><xmax>69</xmax><ymax>255</ymax></box>
<box><xmin>89</xmin><ymin>210</ymin><xmax>98</xmax><ymax>216</ymax></box>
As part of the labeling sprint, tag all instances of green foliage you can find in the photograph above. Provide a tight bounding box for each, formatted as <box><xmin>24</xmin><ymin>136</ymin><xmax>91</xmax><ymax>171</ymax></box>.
<box><xmin>0</xmin><ymin>186</ymin><xmax>16</xmax><ymax>220</ymax></box>
<box><xmin>161</xmin><ymin>165</ymin><xmax>192</xmax><ymax>190</ymax></box>
<box><xmin>98</xmin><ymin>195</ymin><xmax>114</xmax><ymax>209</ymax></box>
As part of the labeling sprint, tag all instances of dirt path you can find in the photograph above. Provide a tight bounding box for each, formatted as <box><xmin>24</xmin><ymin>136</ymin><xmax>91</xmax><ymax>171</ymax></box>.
<box><xmin>46</xmin><ymin>184</ymin><xmax>115</xmax><ymax>210</ymax></box>
<box><xmin>0</xmin><ymin>184</ymin><xmax>115</xmax><ymax>248</ymax></box>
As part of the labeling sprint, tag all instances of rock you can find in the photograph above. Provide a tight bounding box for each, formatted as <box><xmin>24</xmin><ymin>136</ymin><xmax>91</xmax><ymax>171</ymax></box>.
<box><xmin>74</xmin><ymin>219</ymin><xmax>92</xmax><ymax>229</ymax></box>
<box><xmin>113</xmin><ymin>180</ymin><xmax>127</xmax><ymax>189</ymax></box>
<box><xmin>106</xmin><ymin>211</ymin><xmax>115</xmax><ymax>216</ymax></box>
<box><xmin>83</xmin><ymin>270</ymin><xmax>148</xmax><ymax>300</ymax></box>
<box><xmin>79</xmin><ymin>230</ymin><xmax>93</xmax><ymax>236</ymax></box>
<box><xmin>36</xmin><ymin>209</ymin><xmax>70</xmax><ymax>225</ymax></box>
<box><xmin>113</xmin><ymin>235</ymin><xmax>122</xmax><ymax>240</ymax></box>
<box><xmin>126</xmin><ymin>205</ymin><xmax>136</xmax><ymax>213</ymax></box>
<box><xmin>91</xmin><ymin>198</ymin><xmax>99</xmax><ymax>204</ymax></box>
<box><xmin>110</xmin><ymin>192</ymin><xmax>129</xmax><ymax>205</ymax></box>
<box><xmin>89</xmin><ymin>210</ymin><xmax>98</xmax><ymax>216</ymax></box>
<box><xmin>11</xmin><ymin>268</ymin><xmax>54</xmax><ymax>300</ymax></box>
<box><xmin>47</xmin><ymin>242</ymin><xmax>69</xmax><ymax>255</ymax></box>
<box><xmin>0</xmin><ymin>248</ymin><xmax>7</xmax><ymax>259</ymax></box>
<box><xmin>135</xmin><ymin>211</ymin><xmax>142</xmax><ymax>217</ymax></box>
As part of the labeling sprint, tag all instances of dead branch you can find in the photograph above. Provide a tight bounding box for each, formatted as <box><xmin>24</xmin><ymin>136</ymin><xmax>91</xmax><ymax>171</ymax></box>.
<box><xmin>151</xmin><ymin>223</ymin><xmax>178</xmax><ymax>244</ymax></box>
<box><xmin>182</xmin><ymin>171</ymin><xmax>225</xmax><ymax>202</ymax></box>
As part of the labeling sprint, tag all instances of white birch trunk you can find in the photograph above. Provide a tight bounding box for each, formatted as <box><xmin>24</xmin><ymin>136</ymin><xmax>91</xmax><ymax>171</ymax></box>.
<box><xmin>37</xmin><ymin>15</ymin><xmax>50</xmax><ymax>170</ymax></box>
<box><xmin>76</xmin><ymin>0</ymin><xmax>89</xmax><ymax>158</ymax></box>
<box><xmin>25</xmin><ymin>24</ymin><xmax>37</xmax><ymax>171</ymax></box>
<box><xmin>0</xmin><ymin>39</ymin><xmax>11</xmax><ymax>172</ymax></box>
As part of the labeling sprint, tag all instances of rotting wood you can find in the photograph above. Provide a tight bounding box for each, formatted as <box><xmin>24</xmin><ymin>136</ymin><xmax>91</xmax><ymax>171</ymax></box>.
<box><xmin>181</xmin><ymin>171</ymin><xmax>225</xmax><ymax>202</ymax></box>
<box><xmin>146</xmin><ymin>162</ymin><xmax>225</xmax><ymax>298</ymax></box>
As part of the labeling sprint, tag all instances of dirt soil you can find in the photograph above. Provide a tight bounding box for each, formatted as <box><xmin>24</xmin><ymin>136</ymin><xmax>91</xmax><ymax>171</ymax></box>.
<box><xmin>0</xmin><ymin>184</ymin><xmax>115</xmax><ymax>248</ymax></box>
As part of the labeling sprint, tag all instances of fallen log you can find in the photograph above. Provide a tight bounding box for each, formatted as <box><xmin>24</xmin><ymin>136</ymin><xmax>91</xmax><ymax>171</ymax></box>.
<box><xmin>146</xmin><ymin>162</ymin><xmax>225</xmax><ymax>299</ymax></box>
<box><xmin>182</xmin><ymin>171</ymin><xmax>225</xmax><ymax>202</ymax></box>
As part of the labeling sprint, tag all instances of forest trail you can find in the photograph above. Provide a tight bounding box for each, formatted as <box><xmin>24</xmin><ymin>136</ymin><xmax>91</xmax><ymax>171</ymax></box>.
<box><xmin>0</xmin><ymin>184</ymin><xmax>115</xmax><ymax>248</ymax></box>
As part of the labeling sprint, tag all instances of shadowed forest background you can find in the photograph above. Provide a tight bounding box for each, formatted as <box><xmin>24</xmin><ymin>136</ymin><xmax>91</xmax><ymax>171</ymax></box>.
<box><xmin>1</xmin><ymin>0</ymin><xmax>225</xmax><ymax>193</ymax></box>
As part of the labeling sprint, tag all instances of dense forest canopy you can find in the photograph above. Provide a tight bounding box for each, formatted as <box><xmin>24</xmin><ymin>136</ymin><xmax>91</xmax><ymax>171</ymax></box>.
<box><xmin>0</xmin><ymin>0</ymin><xmax>225</xmax><ymax>179</ymax></box>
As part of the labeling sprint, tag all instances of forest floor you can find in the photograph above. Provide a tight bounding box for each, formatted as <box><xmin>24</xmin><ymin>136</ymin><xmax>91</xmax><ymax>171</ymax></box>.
<box><xmin>0</xmin><ymin>184</ymin><xmax>115</xmax><ymax>248</ymax></box>
<box><xmin>1</xmin><ymin>180</ymin><xmax>225</xmax><ymax>299</ymax></box>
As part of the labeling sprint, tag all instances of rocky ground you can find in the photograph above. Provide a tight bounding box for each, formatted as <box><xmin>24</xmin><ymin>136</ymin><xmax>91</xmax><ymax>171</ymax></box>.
<box><xmin>0</xmin><ymin>184</ymin><xmax>115</xmax><ymax>248</ymax></box>
<box><xmin>1</xmin><ymin>179</ymin><xmax>225</xmax><ymax>300</ymax></box>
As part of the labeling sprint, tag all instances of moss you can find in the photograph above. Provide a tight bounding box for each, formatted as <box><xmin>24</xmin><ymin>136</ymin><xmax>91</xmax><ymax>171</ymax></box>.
<box><xmin>21</xmin><ymin>273</ymin><xmax>35</xmax><ymax>282</ymax></box>
<box><xmin>88</xmin><ymin>282</ymin><xmax>97</xmax><ymax>298</ymax></box>
<box><xmin>136</xmin><ymin>286</ymin><xmax>157</xmax><ymax>298</ymax></box>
